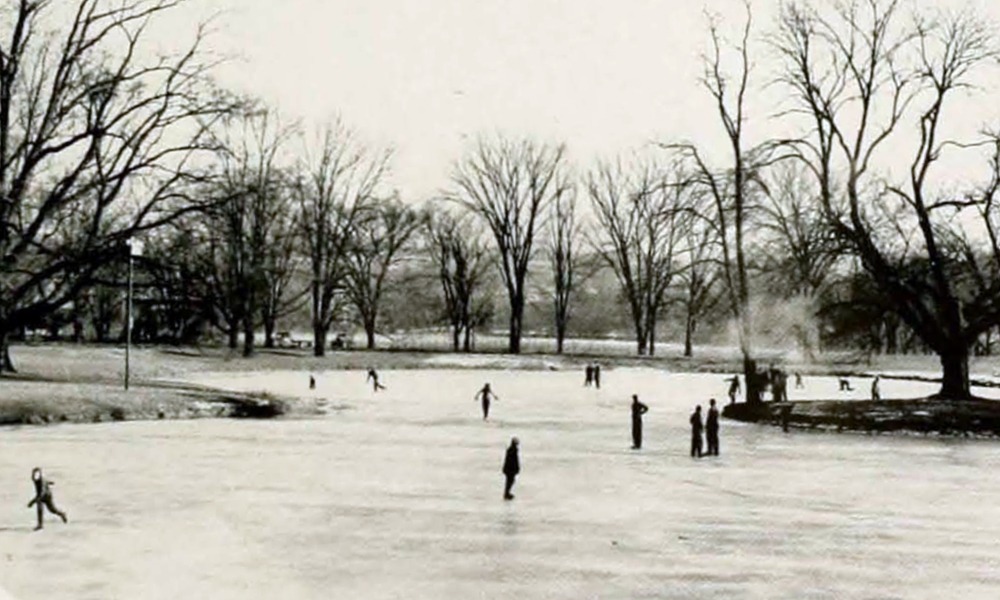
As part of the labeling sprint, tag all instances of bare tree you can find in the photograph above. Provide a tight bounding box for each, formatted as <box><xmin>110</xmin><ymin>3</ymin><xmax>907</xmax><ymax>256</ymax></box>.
<box><xmin>548</xmin><ymin>186</ymin><xmax>580</xmax><ymax>354</ymax></box>
<box><xmin>345</xmin><ymin>198</ymin><xmax>423</xmax><ymax>349</ymax></box>
<box><xmin>0</xmin><ymin>0</ymin><xmax>230</xmax><ymax>371</ymax></box>
<box><xmin>259</xmin><ymin>172</ymin><xmax>307</xmax><ymax>348</ymax></box>
<box><xmin>298</xmin><ymin>120</ymin><xmax>389</xmax><ymax>355</ymax></box>
<box><xmin>774</xmin><ymin>0</ymin><xmax>1000</xmax><ymax>398</ymax></box>
<box><xmin>677</xmin><ymin>205</ymin><xmax>723</xmax><ymax>358</ymax></box>
<box><xmin>670</xmin><ymin>4</ymin><xmax>774</xmax><ymax>402</ymax></box>
<box><xmin>587</xmin><ymin>157</ymin><xmax>689</xmax><ymax>356</ymax></box>
<box><xmin>425</xmin><ymin>206</ymin><xmax>493</xmax><ymax>352</ymax></box>
<box><xmin>758</xmin><ymin>162</ymin><xmax>844</xmax><ymax>358</ymax></box>
<box><xmin>450</xmin><ymin>136</ymin><xmax>571</xmax><ymax>354</ymax></box>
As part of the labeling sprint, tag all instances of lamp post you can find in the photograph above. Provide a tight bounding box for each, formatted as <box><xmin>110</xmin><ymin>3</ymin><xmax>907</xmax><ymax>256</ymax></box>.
<box><xmin>125</xmin><ymin>237</ymin><xmax>144</xmax><ymax>390</ymax></box>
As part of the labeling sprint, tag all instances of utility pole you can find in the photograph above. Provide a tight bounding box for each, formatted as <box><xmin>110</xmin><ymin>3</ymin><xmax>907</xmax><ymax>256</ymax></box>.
<box><xmin>125</xmin><ymin>237</ymin><xmax>143</xmax><ymax>390</ymax></box>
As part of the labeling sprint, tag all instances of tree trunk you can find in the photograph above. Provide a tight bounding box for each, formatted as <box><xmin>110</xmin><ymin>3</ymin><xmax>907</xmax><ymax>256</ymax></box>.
<box><xmin>242</xmin><ymin>314</ymin><xmax>255</xmax><ymax>357</ymax></box>
<box><xmin>263</xmin><ymin>315</ymin><xmax>276</xmax><ymax>349</ymax></box>
<box><xmin>508</xmin><ymin>294</ymin><xmax>524</xmax><ymax>354</ymax></box>
<box><xmin>452</xmin><ymin>324</ymin><xmax>461</xmax><ymax>352</ymax></box>
<box><xmin>555</xmin><ymin>319</ymin><xmax>566</xmax><ymax>354</ymax></box>
<box><xmin>227</xmin><ymin>324</ymin><xmax>239</xmax><ymax>350</ymax></box>
<box><xmin>463</xmin><ymin>325</ymin><xmax>472</xmax><ymax>353</ymax></box>
<box><xmin>0</xmin><ymin>330</ymin><xmax>16</xmax><ymax>374</ymax></box>
<box><xmin>313</xmin><ymin>323</ymin><xmax>328</xmax><ymax>357</ymax></box>
<box><xmin>365</xmin><ymin>320</ymin><xmax>376</xmax><ymax>350</ymax></box>
<box><xmin>744</xmin><ymin>356</ymin><xmax>760</xmax><ymax>406</ymax></box>
<box><xmin>938</xmin><ymin>345</ymin><xmax>971</xmax><ymax>400</ymax></box>
<box><xmin>684</xmin><ymin>312</ymin><xmax>695</xmax><ymax>358</ymax></box>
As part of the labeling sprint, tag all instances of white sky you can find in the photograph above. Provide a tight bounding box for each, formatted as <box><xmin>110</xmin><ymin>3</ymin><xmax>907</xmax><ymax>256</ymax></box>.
<box><xmin>158</xmin><ymin>0</ymin><xmax>1000</xmax><ymax>200</ymax></box>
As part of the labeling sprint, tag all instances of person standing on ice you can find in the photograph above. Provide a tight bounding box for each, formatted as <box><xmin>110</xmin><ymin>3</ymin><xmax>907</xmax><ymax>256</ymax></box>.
<box><xmin>502</xmin><ymin>437</ymin><xmax>520</xmax><ymax>500</ymax></box>
<box><xmin>309</xmin><ymin>374</ymin><xmax>316</xmax><ymax>390</ymax></box>
<box><xmin>871</xmin><ymin>375</ymin><xmax>881</xmax><ymax>401</ymax></box>
<box><xmin>706</xmin><ymin>399</ymin><xmax>720</xmax><ymax>456</ymax></box>
<box><xmin>726</xmin><ymin>375</ymin><xmax>740</xmax><ymax>404</ymax></box>
<box><xmin>475</xmin><ymin>383</ymin><xmax>499</xmax><ymax>420</ymax></box>
<box><xmin>689</xmin><ymin>405</ymin><xmax>704</xmax><ymax>458</ymax></box>
<box><xmin>630</xmin><ymin>394</ymin><xmax>649</xmax><ymax>449</ymax></box>
<box><xmin>27</xmin><ymin>467</ymin><xmax>67</xmax><ymax>531</ymax></box>
<box><xmin>584</xmin><ymin>363</ymin><xmax>594</xmax><ymax>387</ymax></box>
<box><xmin>593</xmin><ymin>363</ymin><xmax>602</xmax><ymax>389</ymax></box>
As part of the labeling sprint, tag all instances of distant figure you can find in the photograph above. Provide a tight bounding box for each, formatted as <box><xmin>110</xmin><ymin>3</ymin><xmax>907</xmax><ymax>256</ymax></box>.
<box><xmin>309</xmin><ymin>375</ymin><xmax>316</xmax><ymax>390</ymax></box>
<box><xmin>839</xmin><ymin>377</ymin><xmax>853</xmax><ymax>392</ymax></box>
<box><xmin>630</xmin><ymin>394</ymin><xmax>649</xmax><ymax>449</ymax></box>
<box><xmin>502</xmin><ymin>437</ymin><xmax>520</xmax><ymax>500</ymax></box>
<box><xmin>772</xmin><ymin>369</ymin><xmax>788</xmax><ymax>402</ymax></box>
<box><xmin>871</xmin><ymin>375</ymin><xmax>881</xmax><ymax>401</ymax></box>
<box><xmin>726</xmin><ymin>375</ymin><xmax>740</xmax><ymax>404</ymax></box>
<box><xmin>584</xmin><ymin>364</ymin><xmax>594</xmax><ymax>387</ymax></box>
<box><xmin>706</xmin><ymin>399</ymin><xmax>720</xmax><ymax>456</ymax></box>
<box><xmin>475</xmin><ymin>383</ymin><xmax>499</xmax><ymax>420</ymax></box>
<box><xmin>781</xmin><ymin>404</ymin><xmax>792</xmax><ymax>433</ymax></box>
<box><xmin>794</xmin><ymin>372</ymin><xmax>803</xmax><ymax>389</ymax></box>
<box><xmin>593</xmin><ymin>364</ymin><xmax>602</xmax><ymax>389</ymax></box>
<box><xmin>27</xmin><ymin>468</ymin><xmax>67</xmax><ymax>531</ymax></box>
<box><xmin>690</xmin><ymin>405</ymin><xmax>704</xmax><ymax>458</ymax></box>
<box><xmin>366</xmin><ymin>368</ymin><xmax>386</xmax><ymax>392</ymax></box>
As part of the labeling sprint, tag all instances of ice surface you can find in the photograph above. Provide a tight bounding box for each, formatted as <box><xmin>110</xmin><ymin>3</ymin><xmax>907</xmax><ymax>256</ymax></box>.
<box><xmin>1</xmin><ymin>368</ymin><xmax>999</xmax><ymax>599</ymax></box>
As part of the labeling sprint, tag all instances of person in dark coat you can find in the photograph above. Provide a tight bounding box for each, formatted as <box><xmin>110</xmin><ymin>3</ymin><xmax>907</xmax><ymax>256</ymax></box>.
<box><xmin>309</xmin><ymin>375</ymin><xmax>316</xmax><ymax>390</ymax></box>
<box><xmin>871</xmin><ymin>375</ymin><xmax>881</xmax><ymax>401</ymax></box>
<box><xmin>593</xmin><ymin>364</ymin><xmax>602</xmax><ymax>389</ymax></box>
<box><xmin>690</xmin><ymin>405</ymin><xmax>704</xmax><ymax>458</ymax></box>
<box><xmin>584</xmin><ymin>364</ymin><xmax>594</xmax><ymax>387</ymax></box>
<box><xmin>630</xmin><ymin>394</ymin><xmax>649</xmax><ymax>449</ymax></box>
<box><xmin>502</xmin><ymin>437</ymin><xmax>520</xmax><ymax>500</ymax></box>
<box><xmin>475</xmin><ymin>383</ymin><xmax>499</xmax><ymax>420</ymax></box>
<box><xmin>726</xmin><ymin>375</ymin><xmax>740</xmax><ymax>404</ymax></box>
<box><xmin>366</xmin><ymin>368</ymin><xmax>386</xmax><ymax>392</ymax></box>
<box><xmin>27</xmin><ymin>467</ymin><xmax>67</xmax><ymax>531</ymax></box>
<box><xmin>706</xmin><ymin>398</ymin><xmax>720</xmax><ymax>456</ymax></box>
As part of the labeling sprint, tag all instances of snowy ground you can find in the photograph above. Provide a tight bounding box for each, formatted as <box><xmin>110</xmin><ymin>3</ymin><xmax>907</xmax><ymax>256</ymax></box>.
<box><xmin>1</xmin><ymin>368</ymin><xmax>999</xmax><ymax>599</ymax></box>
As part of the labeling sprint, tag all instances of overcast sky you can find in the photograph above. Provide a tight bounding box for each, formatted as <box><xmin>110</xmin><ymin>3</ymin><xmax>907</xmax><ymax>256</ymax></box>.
<box><xmin>163</xmin><ymin>0</ymin><xmax>1000</xmax><ymax>199</ymax></box>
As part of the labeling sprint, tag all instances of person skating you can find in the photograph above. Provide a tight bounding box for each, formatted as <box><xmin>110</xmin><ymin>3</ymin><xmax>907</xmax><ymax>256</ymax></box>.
<box><xmin>309</xmin><ymin>374</ymin><xmax>316</xmax><ymax>390</ymax></box>
<box><xmin>630</xmin><ymin>394</ymin><xmax>649</xmax><ymax>449</ymax></box>
<box><xmin>690</xmin><ymin>405</ymin><xmax>704</xmax><ymax>458</ymax></box>
<box><xmin>706</xmin><ymin>399</ymin><xmax>720</xmax><ymax>456</ymax></box>
<box><xmin>794</xmin><ymin>372</ymin><xmax>803</xmax><ymax>389</ymax></box>
<box><xmin>27</xmin><ymin>468</ymin><xmax>67</xmax><ymax>531</ymax></box>
<box><xmin>475</xmin><ymin>383</ymin><xmax>499</xmax><ymax>420</ymax></box>
<box><xmin>584</xmin><ymin>364</ymin><xmax>594</xmax><ymax>387</ymax></box>
<box><xmin>593</xmin><ymin>364</ymin><xmax>601</xmax><ymax>389</ymax></box>
<box><xmin>871</xmin><ymin>375</ymin><xmax>881</xmax><ymax>401</ymax></box>
<box><xmin>502</xmin><ymin>437</ymin><xmax>520</xmax><ymax>500</ymax></box>
<box><xmin>366</xmin><ymin>368</ymin><xmax>386</xmax><ymax>392</ymax></box>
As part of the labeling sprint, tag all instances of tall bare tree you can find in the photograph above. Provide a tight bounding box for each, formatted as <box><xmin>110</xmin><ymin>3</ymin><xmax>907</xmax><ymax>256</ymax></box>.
<box><xmin>450</xmin><ymin>136</ymin><xmax>570</xmax><ymax>354</ymax></box>
<box><xmin>588</xmin><ymin>157</ymin><xmax>689</xmax><ymax>356</ymax></box>
<box><xmin>298</xmin><ymin>120</ymin><xmax>389</xmax><ymax>355</ymax></box>
<box><xmin>774</xmin><ymin>0</ymin><xmax>1000</xmax><ymax>398</ymax></box>
<box><xmin>425</xmin><ymin>206</ymin><xmax>492</xmax><ymax>352</ymax></box>
<box><xmin>0</xmin><ymin>0</ymin><xmax>230</xmax><ymax>371</ymax></box>
<box><xmin>346</xmin><ymin>198</ymin><xmax>423</xmax><ymax>349</ymax></box>
<box><xmin>670</xmin><ymin>4</ymin><xmax>774</xmax><ymax>402</ymax></box>
<box><xmin>548</xmin><ymin>186</ymin><xmax>579</xmax><ymax>354</ymax></box>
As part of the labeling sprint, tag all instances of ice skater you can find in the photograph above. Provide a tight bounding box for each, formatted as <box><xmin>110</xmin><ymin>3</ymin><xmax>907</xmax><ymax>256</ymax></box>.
<box><xmin>502</xmin><ymin>437</ymin><xmax>520</xmax><ymax>500</ymax></box>
<box><xmin>309</xmin><ymin>374</ymin><xmax>316</xmax><ymax>390</ymax></box>
<box><xmin>584</xmin><ymin>364</ymin><xmax>594</xmax><ymax>387</ymax></box>
<box><xmin>690</xmin><ymin>405</ymin><xmax>704</xmax><ymax>458</ymax></box>
<box><xmin>871</xmin><ymin>375</ymin><xmax>881</xmax><ymax>401</ymax></box>
<box><xmin>794</xmin><ymin>372</ymin><xmax>803</xmax><ymax>389</ymax></box>
<box><xmin>630</xmin><ymin>394</ymin><xmax>649</xmax><ymax>449</ymax></box>
<box><xmin>366</xmin><ymin>368</ymin><xmax>386</xmax><ymax>392</ymax></box>
<box><xmin>27</xmin><ymin>468</ymin><xmax>67</xmax><ymax>531</ymax></box>
<box><xmin>706</xmin><ymin>398</ymin><xmax>720</xmax><ymax>456</ymax></box>
<box><xmin>839</xmin><ymin>377</ymin><xmax>853</xmax><ymax>392</ymax></box>
<box><xmin>593</xmin><ymin>363</ymin><xmax>601</xmax><ymax>389</ymax></box>
<box><xmin>475</xmin><ymin>383</ymin><xmax>499</xmax><ymax>420</ymax></box>
<box><xmin>726</xmin><ymin>375</ymin><xmax>740</xmax><ymax>404</ymax></box>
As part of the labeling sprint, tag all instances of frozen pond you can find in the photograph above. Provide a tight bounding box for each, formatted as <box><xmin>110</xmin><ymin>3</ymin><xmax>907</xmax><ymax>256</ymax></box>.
<box><xmin>1</xmin><ymin>368</ymin><xmax>1000</xmax><ymax>599</ymax></box>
